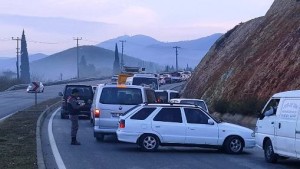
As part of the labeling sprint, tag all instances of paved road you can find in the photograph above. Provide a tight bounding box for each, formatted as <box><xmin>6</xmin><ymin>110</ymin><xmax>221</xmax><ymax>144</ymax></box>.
<box><xmin>43</xmin><ymin>108</ymin><xmax>300</xmax><ymax>169</ymax></box>
<box><xmin>0</xmin><ymin>79</ymin><xmax>109</xmax><ymax>120</ymax></box>
<box><xmin>42</xmin><ymin>82</ymin><xmax>300</xmax><ymax>169</ymax></box>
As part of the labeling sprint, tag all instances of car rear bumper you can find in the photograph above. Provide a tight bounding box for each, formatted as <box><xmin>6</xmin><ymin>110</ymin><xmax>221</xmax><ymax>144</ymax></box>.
<box><xmin>94</xmin><ymin>126</ymin><xmax>117</xmax><ymax>135</ymax></box>
<box><xmin>116</xmin><ymin>130</ymin><xmax>140</xmax><ymax>143</ymax></box>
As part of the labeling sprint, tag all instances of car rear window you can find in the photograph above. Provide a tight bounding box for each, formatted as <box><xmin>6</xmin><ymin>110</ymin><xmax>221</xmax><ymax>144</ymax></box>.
<box><xmin>132</xmin><ymin>77</ymin><xmax>158</xmax><ymax>90</ymax></box>
<box><xmin>64</xmin><ymin>86</ymin><xmax>93</xmax><ymax>98</ymax></box>
<box><xmin>100</xmin><ymin>87</ymin><xmax>143</xmax><ymax>105</ymax></box>
<box><xmin>130</xmin><ymin>108</ymin><xmax>156</xmax><ymax>120</ymax></box>
<box><xmin>155</xmin><ymin>91</ymin><xmax>168</xmax><ymax>103</ymax></box>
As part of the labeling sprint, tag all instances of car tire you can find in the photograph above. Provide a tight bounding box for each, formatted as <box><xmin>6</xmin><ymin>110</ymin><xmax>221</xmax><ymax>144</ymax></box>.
<box><xmin>139</xmin><ymin>134</ymin><xmax>159</xmax><ymax>152</ymax></box>
<box><xmin>96</xmin><ymin>134</ymin><xmax>104</xmax><ymax>142</ymax></box>
<box><xmin>264</xmin><ymin>139</ymin><xmax>278</xmax><ymax>163</ymax></box>
<box><xmin>223</xmin><ymin>136</ymin><xmax>243</xmax><ymax>154</ymax></box>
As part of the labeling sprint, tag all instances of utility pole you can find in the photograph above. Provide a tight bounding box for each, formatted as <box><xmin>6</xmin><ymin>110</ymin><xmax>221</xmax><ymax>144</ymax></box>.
<box><xmin>12</xmin><ymin>37</ymin><xmax>21</xmax><ymax>80</ymax></box>
<box><xmin>173</xmin><ymin>46</ymin><xmax>181</xmax><ymax>71</ymax></box>
<box><xmin>119</xmin><ymin>40</ymin><xmax>126</xmax><ymax>71</ymax></box>
<box><xmin>73</xmin><ymin>37</ymin><xmax>82</xmax><ymax>79</ymax></box>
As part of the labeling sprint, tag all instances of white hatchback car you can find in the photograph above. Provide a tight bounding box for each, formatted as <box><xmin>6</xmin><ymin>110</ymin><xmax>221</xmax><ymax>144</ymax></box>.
<box><xmin>117</xmin><ymin>103</ymin><xmax>255</xmax><ymax>153</ymax></box>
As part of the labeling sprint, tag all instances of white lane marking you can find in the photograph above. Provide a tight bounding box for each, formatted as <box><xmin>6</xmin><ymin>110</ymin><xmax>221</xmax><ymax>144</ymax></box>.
<box><xmin>48</xmin><ymin>108</ymin><xmax>67</xmax><ymax>169</ymax></box>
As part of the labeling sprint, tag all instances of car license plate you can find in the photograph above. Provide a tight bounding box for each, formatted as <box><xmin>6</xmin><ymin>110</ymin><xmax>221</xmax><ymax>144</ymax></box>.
<box><xmin>111</xmin><ymin>113</ymin><xmax>122</xmax><ymax>117</ymax></box>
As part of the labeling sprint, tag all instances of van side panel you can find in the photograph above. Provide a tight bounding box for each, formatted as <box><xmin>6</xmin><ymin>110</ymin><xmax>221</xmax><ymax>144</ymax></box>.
<box><xmin>275</xmin><ymin>99</ymin><xmax>299</xmax><ymax>158</ymax></box>
<box><xmin>296</xmin><ymin>108</ymin><xmax>300</xmax><ymax>158</ymax></box>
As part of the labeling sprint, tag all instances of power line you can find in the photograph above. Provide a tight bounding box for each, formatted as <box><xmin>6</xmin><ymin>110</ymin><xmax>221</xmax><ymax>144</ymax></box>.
<box><xmin>73</xmin><ymin>37</ymin><xmax>82</xmax><ymax>79</ymax></box>
<box><xmin>12</xmin><ymin>37</ymin><xmax>21</xmax><ymax>79</ymax></box>
<box><xmin>173</xmin><ymin>46</ymin><xmax>181</xmax><ymax>71</ymax></box>
<box><xmin>119</xmin><ymin>40</ymin><xmax>126</xmax><ymax>70</ymax></box>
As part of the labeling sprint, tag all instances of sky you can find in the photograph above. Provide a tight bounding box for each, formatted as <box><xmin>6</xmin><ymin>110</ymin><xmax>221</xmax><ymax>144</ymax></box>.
<box><xmin>0</xmin><ymin>0</ymin><xmax>274</xmax><ymax>58</ymax></box>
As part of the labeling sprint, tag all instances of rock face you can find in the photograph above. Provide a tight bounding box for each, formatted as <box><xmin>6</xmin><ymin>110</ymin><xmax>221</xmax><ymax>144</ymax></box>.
<box><xmin>183</xmin><ymin>0</ymin><xmax>300</xmax><ymax>113</ymax></box>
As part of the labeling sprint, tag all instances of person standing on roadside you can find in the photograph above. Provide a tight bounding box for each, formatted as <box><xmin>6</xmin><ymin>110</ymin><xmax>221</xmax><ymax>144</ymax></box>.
<box><xmin>67</xmin><ymin>88</ymin><xmax>84</xmax><ymax>145</ymax></box>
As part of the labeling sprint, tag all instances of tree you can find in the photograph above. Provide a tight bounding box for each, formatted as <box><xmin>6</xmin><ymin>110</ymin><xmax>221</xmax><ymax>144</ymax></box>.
<box><xmin>113</xmin><ymin>43</ymin><xmax>121</xmax><ymax>75</ymax></box>
<box><xmin>20</xmin><ymin>30</ymin><xmax>30</xmax><ymax>83</ymax></box>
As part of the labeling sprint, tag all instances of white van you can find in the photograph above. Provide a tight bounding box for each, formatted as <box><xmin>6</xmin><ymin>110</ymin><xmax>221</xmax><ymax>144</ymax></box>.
<box><xmin>255</xmin><ymin>90</ymin><xmax>300</xmax><ymax>163</ymax></box>
<box><xmin>91</xmin><ymin>84</ymin><xmax>157</xmax><ymax>141</ymax></box>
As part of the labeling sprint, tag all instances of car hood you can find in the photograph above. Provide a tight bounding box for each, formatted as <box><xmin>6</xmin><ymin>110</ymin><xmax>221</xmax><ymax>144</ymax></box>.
<box><xmin>218</xmin><ymin>122</ymin><xmax>253</xmax><ymax>133</ymax></box>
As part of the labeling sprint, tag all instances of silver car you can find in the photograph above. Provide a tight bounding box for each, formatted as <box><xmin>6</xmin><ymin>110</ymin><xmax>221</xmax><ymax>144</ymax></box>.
<box><xmin>91</xmin><ymin>84</ymin><xmax>156</xmax><ymax>141</ymax></box>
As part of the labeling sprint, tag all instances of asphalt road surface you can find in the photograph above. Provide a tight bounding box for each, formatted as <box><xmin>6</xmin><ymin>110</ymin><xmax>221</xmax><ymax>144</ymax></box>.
<box><xmin>0</xmin><ymin>79</ymin><xmax>109</xmax><ymax>120</ymax></box>
<box><xmin>42</xmin><ymin>82</ymin><xmax>300</xmax><ymax>169</ymax></box>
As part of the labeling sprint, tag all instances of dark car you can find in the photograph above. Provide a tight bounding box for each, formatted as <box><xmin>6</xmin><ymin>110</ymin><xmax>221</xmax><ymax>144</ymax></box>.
<box><xmin>59</xmin><ymin>85</ymin><xmax>94</xmax><ymax>119</ymax></box>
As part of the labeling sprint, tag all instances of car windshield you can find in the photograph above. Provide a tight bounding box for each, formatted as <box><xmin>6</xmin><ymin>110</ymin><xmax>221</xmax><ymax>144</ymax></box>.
<box><xmin>132</xmin><ymin>77</ymin><xmax>158</xmax><ymax>90</ymax></box>
<box><xmin>100</xmin><ymin>87</ymin><xmax>143</xmax><ymax>105</ymax></box>
<box><xmin>65</xmin><ymin>86</ymin><xmax>93</xmax><ymax>98</ymax></box>
<box><xmin>155</xmin><ymin>91</ymin><xmax>168</xmax><ymax>103</ymax></box>
<box><xmin>180</xmin><ymin>100</ymin><xmax>207</xmax><ymax>111</ymax></box>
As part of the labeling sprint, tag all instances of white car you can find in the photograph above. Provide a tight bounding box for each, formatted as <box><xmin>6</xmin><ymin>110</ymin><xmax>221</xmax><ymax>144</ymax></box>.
<box><xmin>26</xmin><ymin>82</ymin><xmax>44</xmax><ymax>93</ymax></box>
<box><xmin>170</xmin><ymin>98</ymin><xmax>208</xmax><ymax>112</ymax></box>
<box><xmin>117</xmin><ymin>103</ymin><xmax>255</xmax><ymax>153</ymax></box>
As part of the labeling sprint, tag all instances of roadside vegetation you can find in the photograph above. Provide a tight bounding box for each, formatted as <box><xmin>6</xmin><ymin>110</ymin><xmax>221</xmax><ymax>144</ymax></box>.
<box><xmin>213</xmin><ymin>97</ymin><xmax>266</xmax><ymax>116</ymax></box>
<box><xmin>0</xmin><ymin>76</ymin><xmax>21</xmax><ymax>91</ymax></box>
<box><xmin>0</xmin><ymin>98</ymin><xmax>60</xmax><ymax>169</ymax></box>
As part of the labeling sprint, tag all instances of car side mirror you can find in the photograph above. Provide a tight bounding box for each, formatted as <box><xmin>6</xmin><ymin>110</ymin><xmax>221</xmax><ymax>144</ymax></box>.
<box><xmin>208</xmin><ymin>119</ymin><xmax>215</xmax><ymax>125</ymax></box>
<box><xmin>58</xmin><ymin>92</ymin><xmax>63</xmax><ymax>96</ymax></box>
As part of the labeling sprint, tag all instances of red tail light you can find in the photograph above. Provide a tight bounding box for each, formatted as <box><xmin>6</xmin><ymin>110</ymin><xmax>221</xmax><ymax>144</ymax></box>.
<box><xmin>119</xmin><ymin>120</ymin><xmax>125</xmax><ymax>128</ymax></box>
<box><xmin>94</xmin><ymin>109</ymin><xmax>100</xmax><ymax>118</ymax></box>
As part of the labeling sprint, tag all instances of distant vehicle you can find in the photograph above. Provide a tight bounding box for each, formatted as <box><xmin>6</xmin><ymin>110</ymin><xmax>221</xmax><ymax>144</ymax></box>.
<box><xmin>255</xmin><ymin>90</ymin><xmax>300</xmax><ymax>163</ymax></box>
<box><xmin>170</xmin><ymin>98</ymin><xmax>208</xmax><ymax>112</ymax></box>
<box><xmin>155</xmin><ymin>90</ymin><xmax>179</xmax><ymax>103</ymax></box>
<box><xmin>91</xmin><ymin>84</ymin><xmax>157</xmax><ymax>141</ymax></box>
<box><xmin>126</xmin><ymin>74</ymin><xmax>159</xmax><ymax>90</ymax></box>
<box><xmin>58</xmin><ymin>85</ymin><xmax>94</xmax><ymax>119</ymax></box>
<box><xmin>117</xmin><ymin>103</ymin><xmax>255</xmax><ymax>153</ymax></box>
<box><xmin>111</xmin><ymin>75</ymin><xmax>118</xmax><ymax>84</ymax></box>
<box><xmin>26</xmin><ymin>82</ymin><xmax>44</xmax><ymax>93</ymax></box>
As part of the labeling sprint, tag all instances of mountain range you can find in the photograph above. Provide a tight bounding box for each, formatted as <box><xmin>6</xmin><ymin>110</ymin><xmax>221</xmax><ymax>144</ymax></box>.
<box><xmin>97</xmin><ymin>34</ymin><xmax>222</xmax><ymax>68</ymax></box>
<box><xmin>30</xmin><ymin>45</ymin><xmax>160</xmax><ymax>81</ymax></box>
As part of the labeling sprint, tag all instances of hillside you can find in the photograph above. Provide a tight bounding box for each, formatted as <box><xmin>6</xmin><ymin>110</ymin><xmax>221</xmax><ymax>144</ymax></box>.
<box><xmin>183</xmin><ymin>0</ymin><xmax>300</xmax><ymax>114</ymax></box>
<box><xmin>0</xmin><ymin>53</ymin><xmax>48</xmax><ymax>72</ymax></box>
<box><xmin>30</xmin><ymin>45</ymin><xmax>160</xmax><ymax>81</ymax></box>
<box><xmin>97</xmin><ymin>34</ymin><xmax>222</xmax><ymax>68</ymax></box>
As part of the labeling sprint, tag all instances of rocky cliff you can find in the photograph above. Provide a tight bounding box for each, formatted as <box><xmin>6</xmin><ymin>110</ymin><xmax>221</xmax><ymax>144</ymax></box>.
<box><xmin>183</xmin><ymin>0</ymin><xmax>300</xmax><ymax>114</ymax></box>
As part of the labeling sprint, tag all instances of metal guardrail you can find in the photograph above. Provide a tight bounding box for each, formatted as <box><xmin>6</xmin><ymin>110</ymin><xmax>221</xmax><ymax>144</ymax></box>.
<box><xmin>4</xmin><ymin>76</ymin><xmax>110</xmax><ymax>92</ymax></box>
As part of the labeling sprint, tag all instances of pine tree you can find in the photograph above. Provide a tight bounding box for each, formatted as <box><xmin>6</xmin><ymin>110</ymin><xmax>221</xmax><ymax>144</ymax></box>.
<box><xmin>20</xmin><ymin>30</ymin><xmax>30</xmax><ymax>83</ymax></box>
<box><xmin>113</xmin><ymin>43</ymin><xmax>121</xmax><ymax>75</ymax></box>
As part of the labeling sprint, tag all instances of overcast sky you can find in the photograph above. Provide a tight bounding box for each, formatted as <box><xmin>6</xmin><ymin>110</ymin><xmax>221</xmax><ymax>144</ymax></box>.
<box><xmin>0</xmin><ymin>0</ymin><xmax>274</xmax><ymax>57</ymax></box>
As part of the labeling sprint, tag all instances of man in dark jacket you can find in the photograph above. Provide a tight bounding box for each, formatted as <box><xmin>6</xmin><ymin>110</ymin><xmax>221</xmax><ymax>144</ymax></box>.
<box><xmin>67</xmin><ymin>88</ymin><xmax>84</xmax><ymax>145</ymax></box>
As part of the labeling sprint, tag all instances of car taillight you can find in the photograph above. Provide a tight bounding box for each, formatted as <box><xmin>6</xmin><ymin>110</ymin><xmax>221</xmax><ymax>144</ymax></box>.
<box><xmin>119</xmin><ymin>119</ymin><xmax>125</xmax><ymax>128</ymax></box>
<box><xmin>94</xmin><ymin>109</ymin><xmax>100</xmax><ymax>118</ymax></box>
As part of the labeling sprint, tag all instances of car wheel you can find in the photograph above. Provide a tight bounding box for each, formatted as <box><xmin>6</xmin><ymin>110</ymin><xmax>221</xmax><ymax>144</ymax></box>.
<box><xmin>139</xmin><ymin>134</ymin><xmax>159</xmax><ymax>152</ymax></box>
<box><xmin>96</xmin><ymin>134</ymin><xmax>104</xmax><ymax>142</ymax></box>
<box><xmin>224</xmin><ymin>136</ymin><xmax>243</xmax><ymax>154</ymax></box>
<box><xmin>264</xmin><ymin>139</ymin><xmax>278</xmax><ymax>163</ymax></box>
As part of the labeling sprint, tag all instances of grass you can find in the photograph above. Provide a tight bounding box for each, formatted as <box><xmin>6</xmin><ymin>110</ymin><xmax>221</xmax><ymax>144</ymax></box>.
<box><xmin>0</xmin><ymin>97</ymin><xmax>60</xmax><ymax>169</ymax></box>
<box><xmin>0</xmin><ymin>76</ymin><xmax>22</xmax><ymax>91</ymax></box>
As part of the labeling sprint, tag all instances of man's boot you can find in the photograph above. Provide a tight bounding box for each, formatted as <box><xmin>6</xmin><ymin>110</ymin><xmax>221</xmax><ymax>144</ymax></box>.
<box><xmin>71</xmin><ymin>137</ymin><xmax>81</xmax><ymax>145</ymax></box>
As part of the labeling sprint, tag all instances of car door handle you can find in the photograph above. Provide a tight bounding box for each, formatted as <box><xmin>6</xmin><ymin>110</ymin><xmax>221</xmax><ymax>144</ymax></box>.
<box><xmin>271</xmin><ymin>122</ymin><xmax>274</xmax><ymax>124</ymax></box>
<box><xmin>296</xmin><ymin>130</ymin><xmax>300</xmax><ymax>134</ymax></box>
<box><xmin>155</xmin><ymin>126</ymin><xmax>160</xmax><ymax>128</ymax></box>
<box><xmin>278</xmin><ymin>123</ymin><xmax>281</xmax><ymax>129</ymax></box>
<box><xmin>189</xmin><ymin>128</ymin><xmax>195</xmax><ymax>130</ymax></box>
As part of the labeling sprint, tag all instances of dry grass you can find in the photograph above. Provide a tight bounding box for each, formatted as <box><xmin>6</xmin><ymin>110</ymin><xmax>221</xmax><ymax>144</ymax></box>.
<box><xmin>0</xmin><ymin>98</ymin><xmax>60</xmax><ymax>169</ymax></box>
